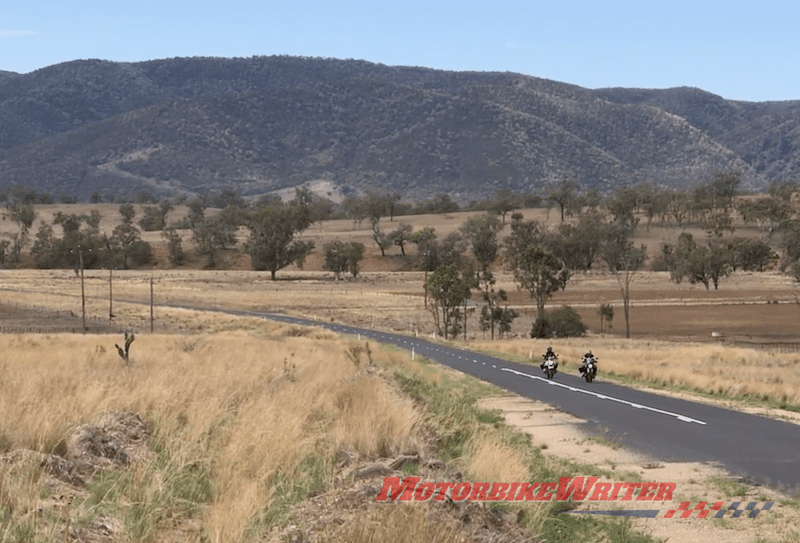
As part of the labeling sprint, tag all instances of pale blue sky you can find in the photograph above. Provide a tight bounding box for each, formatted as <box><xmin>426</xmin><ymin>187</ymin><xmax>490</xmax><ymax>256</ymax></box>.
<box><xmin>2</xmin><ymin>1</ymin><xmax>798</xmax><ymax>102</ymax></box>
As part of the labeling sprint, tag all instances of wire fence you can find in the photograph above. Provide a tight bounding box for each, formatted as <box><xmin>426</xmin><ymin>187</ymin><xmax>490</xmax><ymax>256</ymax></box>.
<box><xmin>0</xmin><ymin>300</ymin><xmax>126</xmax><ymax>335</ymax></box>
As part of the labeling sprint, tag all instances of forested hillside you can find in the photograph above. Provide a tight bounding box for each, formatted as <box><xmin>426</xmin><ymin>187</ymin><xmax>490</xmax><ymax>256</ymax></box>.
<box><xmin>1</xmin><ymin>56</ymin><xmax>799</xmax><ymax>202</ymax></box>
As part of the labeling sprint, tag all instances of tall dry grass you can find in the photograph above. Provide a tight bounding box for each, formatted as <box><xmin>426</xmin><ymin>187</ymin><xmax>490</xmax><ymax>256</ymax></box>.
<box><xmin>471</xmin><ymin>337</ymin><xmax>800</xmax><ymax>406</ymax></box>
<box><xmin>0</xmin><ymin>328</ymin><xmax>422</xmax><ymax>542</ymax></box>
<box><xmin>465</xmin><ymin>433</ymin><xmax>530</xmax><ymax>484</ymax></box>
<box><xmin>320</xmin><ymin>503</ymin><xmax>470</xmax><ymax>543</ymax></box>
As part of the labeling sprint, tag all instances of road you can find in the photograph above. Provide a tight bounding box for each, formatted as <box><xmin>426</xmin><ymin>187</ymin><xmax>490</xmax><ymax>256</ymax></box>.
<box><xmin>251</xmin><ymin>311</ymin><xmax>800</xmax><ymax>496</ymax></box>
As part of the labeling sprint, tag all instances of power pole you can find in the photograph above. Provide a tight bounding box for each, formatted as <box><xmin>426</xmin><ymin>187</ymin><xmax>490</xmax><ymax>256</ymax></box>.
<box><xmin>79</xmin><ymin>249</ymin><xmax>86</xmax><ymax>332</ymax></box>
<box><xmin>150</xmin><ymin>276</ymin><xmax>154</xmax><ymax>333</ymax></box>
<box><xmin>109</xmin><ymin>268</ymin><xmax>114</xmax><ymax>319</ymax></box>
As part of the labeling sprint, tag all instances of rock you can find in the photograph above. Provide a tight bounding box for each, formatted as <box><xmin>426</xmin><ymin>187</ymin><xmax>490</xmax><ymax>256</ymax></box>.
<box><xmin>388</xmin><ymin>454</ymin><xmax>419</xmax><ymax>470</ymax></box>
<box><xmin>353</xmin><ymin>463</ymin><xmax>395</xmax><ymax>479</ymax></box>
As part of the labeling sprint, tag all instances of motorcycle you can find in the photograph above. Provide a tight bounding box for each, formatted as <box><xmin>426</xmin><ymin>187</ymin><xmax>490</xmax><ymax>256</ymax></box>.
<box><xmin>542</xmin><ymin>356</ymin><xmax>557</xmax><ymax>379</ymax></box>
<box><xmin>580</xmin><ymin>357</ymin><xmax>597</xmax><ymax>383</ymax></box>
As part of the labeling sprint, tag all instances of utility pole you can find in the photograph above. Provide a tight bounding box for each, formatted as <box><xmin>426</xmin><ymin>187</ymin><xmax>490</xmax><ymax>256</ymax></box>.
<box><xmin>150</xmin><ymin>276</ymin><xmax>154</xmax><ymax>333</ymax></box>
<box><xmin>79</xmin><ymin>248</ymin><xmax>86</xmax><ymax>332</ymax></box>
<box><xmin>109</xmin><ymin>268</ymin><xmax>114</xmax><ymax>319</ymax></box>
<box><xmin>423</xmin><ymin>249</ymin><xmax>430</xmax><ymax>309</ymax></box>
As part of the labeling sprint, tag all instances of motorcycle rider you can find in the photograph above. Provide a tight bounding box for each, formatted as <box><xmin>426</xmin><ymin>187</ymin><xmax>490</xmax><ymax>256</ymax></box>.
<box><xmin>540</xmin><ymin>346</ymin><xmax>559</xmax><ymax>372</ymax></box>
<box><xmin>579</xmin><ymin>351</ymin><xmax>597</xmax><ymax>376</ymax></box>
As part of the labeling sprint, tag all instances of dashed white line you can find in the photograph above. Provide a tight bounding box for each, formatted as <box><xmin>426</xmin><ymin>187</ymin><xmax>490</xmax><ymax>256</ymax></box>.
<box><xmin>501</xmin><ymin>367</ymin><xmax>707</xmax><ymax>425</ymax></box>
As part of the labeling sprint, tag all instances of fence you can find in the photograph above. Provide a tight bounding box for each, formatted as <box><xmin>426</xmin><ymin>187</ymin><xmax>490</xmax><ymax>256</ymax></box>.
<box><xmin>0</xmin><ymin>300</ymin><xmax>126</xmax><ymax>335</ymax></box>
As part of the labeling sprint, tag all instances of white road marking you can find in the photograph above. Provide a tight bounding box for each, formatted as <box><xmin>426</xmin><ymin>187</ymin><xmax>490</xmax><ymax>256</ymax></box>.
<box><xmin>501</xmin><ymin>368</ymin><xmax>707</xmax><ymax>425</ymax></box>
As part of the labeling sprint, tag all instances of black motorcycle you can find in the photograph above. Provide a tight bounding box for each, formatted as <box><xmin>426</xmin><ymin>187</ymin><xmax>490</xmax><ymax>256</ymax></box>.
<box><xmin>580</xmin><ymin>356</ymin><xmax>598</xmax><ymax>383</ymax></box>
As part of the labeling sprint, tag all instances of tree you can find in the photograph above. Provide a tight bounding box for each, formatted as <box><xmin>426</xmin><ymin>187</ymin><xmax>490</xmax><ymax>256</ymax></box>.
<box><xmin>363</xmin><ymin>192</ymin><xmax>390</xmax><ymax>227</ymax></box>
<box><xmin>666</xmin><ymin>190</ymin><xmax>690</xmax><ymax>227</ymax></box>
<box><xmin>598</xmin><ymin>304</ymin><xmax>614</xmax><ymax>335</ymax></box>
<box><xmin>162</xmin><ymin>228</ymin><xmax>185</xmax><ymax>266</ymax></box>
<box><xmin>662</xmin><ymin>232</ymin><xmax>732</xmax><ymax>290</ymax></box>
<box><xmin>477</xmin><ymin>271</ymin><xmax>518</xmax><ymax>339</ymax></box>
<box><xmin>508</xmin><ymin>244</ymin><xmax>569</xmax><ymax>320</ymax></box>
<box><xmin>416</xmin><ymin>193</ymin><xmax>460</xmax><ymax>215</ymax></box>
<box><xmin>245</xmin><ymin>203</ymin><xmax>314</xmax><ymax>280</ymax></box>
<box><xmin>532</xmin><ymin>306</ymin><xmax>587</xmax><ymax>338</ymax></box>
<box><xmin>109</xmin><ymin>222</ymin><xmax>151</xmax><ymax>269</ymax></box>
<box><xmin>737</xmin><ymin>196</ymin><xmax>790</xmax><ymax>236</ymax></box>
<box><xmin>547</xmin><ymin>177</ymin><xmax>581</xmax><ymax>222</ymax></box>
<box><xmin>730</xmin><ymin>238</ymin><xmax>777</xmax><ymax>272</ymax></box>
<box><xmin>138</xmin><ymin>202</ymin><xmax>173</xmax><ymax>231</ymax></box>
<box><xmin>706</xmin><ymin>240</ymin><xmax>734</xmax><ymax>289</ymax></box>
<box><xmin>606</xmin><ymin>186</ymin><xmax>640</xmax><ymax>230</ymax></box>
<box><xmin>504</xmin><ymin>215</ymin><xmax>570</xmax><ymax>320</ymax></box>
<box><xmin>0</xmin><ymin>240</ymin><xmax>9</xmax><ymax>267</ymax></box>
<box><xmin>191</xmin><ymin>215</ymin><xmax>235</xmax><ymax>267</ymax></box>
<box><xmin>372</xmin><ymin>224</ymin><xmax>392</xmax><ymax>257</ymax></box>
<box><xmin>85</xmin><ymin>210</ymin><xmax>102</xmax><ymax>232</ymax></box>
<box><xmin>490</xmin><ymin>189</ymin><xmax>517</xmax><ymax>223</ymax></box>
<box><xmin>411</xmin><ymin>227</ymin><xmax>439</xmax><ymax>270</ymax></box>
<box><xmin>343</xmin><ymin>242</ymin><xmax>365</xmax><ymax>278</ymax></box>
<box><xmin>211</xmin><ymin>186</ymin><xmax>245</xmax><ymax>209</ymax></box>
<box><xmin>308</xmin><ymin>197</ymin><xmax>335</xmax><ymax>230</ymax></box>
<box><xmin>551</xmin><ymin>211</ymin><xmax>605</xmax><ymax>274</ymax></box>
<box><xmin>600</xmin><ymin>223</ymin><xmax>646</xmax><ymax>338</ymax></box>
<box><xmin>496</xmin><ymin>305</ymin><xmax>518</xmax><ymax>339</ymax></box>
<box><xmin>461</xmin><ymin>215</ymin><xmax>505</xmax><ymax>337</ymax></box>
<box><xmin>768</xmin><ymin>181</ymin><xmax>797</xmax><ymax>202</ymax></box>
<box><xmin>53</xmin><ymin>212</ymin><xmax>83</xmax><ymax>234</ymax></box>
<box><xmin>324</xmin><ymin>241</ymin><xmax>365</xmax><ymax>280</ymax></box>
<box><xmin>708</xmin><ymin>171</ymin><xmax>742</xmax><ymax>211</ymax></box>
<box><xmin>323</xmin><ymin>241</ymin><xmax>349</xmax><ymax>280</ymax></box>
<box><xmin>342</xmin><ymin>196</ymin><xmax>368</xmax><ymax>229</ymax></box>
<box><xmin>389</xmin><ymin>223</ymin><xmax>413</xmax><ymax>256</ymax></box>
<box><xmin>6</xmin><ymin>202</ymin><xmax>36</xmax><ymax>233</ymax></box>
<box><xmin>504</xmin><ymin>215</ymin><xmax>544</xmax><ymax>265</ymax></box>
<box><xmin>30</xmin><ymin>224</ymin><xmax>60</xmax><ymax>269</ymax></box>
<box><xmin>5</xmin><ymin>202</ymin><xmax>35</xmax><ymax>263</ymax></box>
<box><xmin>118</xmin><ymin>203</ymin><xmax>136</xmax><ymax>225</ymax></box>
<box><xmin>460</xmin><ymin>214</ymin><xmax>502</xmax><ymax>274</ymax></box>
<box><xmin>425</xmin><ymin>263</ymin><xmax>473</xmax><ymax>340</ymax></box>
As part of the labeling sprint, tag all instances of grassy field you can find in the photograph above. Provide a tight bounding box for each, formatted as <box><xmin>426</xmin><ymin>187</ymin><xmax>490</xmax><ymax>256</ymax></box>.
<box><xmin>0</xmin><ymin>322</ymin><xmax>426</xmax><ymax>542</ymax></box>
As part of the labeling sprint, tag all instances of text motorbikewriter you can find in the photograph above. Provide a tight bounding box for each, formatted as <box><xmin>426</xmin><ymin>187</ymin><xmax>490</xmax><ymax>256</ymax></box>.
<box><xmin>375</xmin><ymin>476</ymin><xmax>774</xmax><ymax>519</ymax></box>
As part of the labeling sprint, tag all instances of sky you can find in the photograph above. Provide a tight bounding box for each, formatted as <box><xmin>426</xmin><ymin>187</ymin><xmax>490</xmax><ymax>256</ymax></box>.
<box><xmin>2</xmin><ymin>0</ymin><xmax>799</xmax><ymax>103</ymax></box>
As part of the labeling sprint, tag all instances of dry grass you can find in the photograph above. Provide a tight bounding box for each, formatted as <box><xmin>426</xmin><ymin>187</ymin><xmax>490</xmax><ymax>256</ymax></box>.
<box><xmin>0</xmin><ymin>328</ymin><xmax>423</xmax><ymax>542</ymax></box>
<box><xmin>320</xmin><ymin>503</ymin><xmax>470</xmax><ymax>543</ymax></box>
<box><xmin>465</xmin><ymin>433</ymin><xmax>530</xmax><ymax>484</ymax></box>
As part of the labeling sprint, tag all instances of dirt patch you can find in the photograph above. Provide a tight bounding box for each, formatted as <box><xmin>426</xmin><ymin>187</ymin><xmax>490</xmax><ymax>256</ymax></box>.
<box><xmin>478</xmin><ymin>394</ymin><xmax>800</xmax><ymax>543</ymax></box>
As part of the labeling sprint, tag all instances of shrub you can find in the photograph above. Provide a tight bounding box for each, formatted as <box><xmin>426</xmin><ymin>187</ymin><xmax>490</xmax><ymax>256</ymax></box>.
<box><xmin>530</xmin><ymin>306</ymin><xmax>587</xmax><ymax>338</ymax></box>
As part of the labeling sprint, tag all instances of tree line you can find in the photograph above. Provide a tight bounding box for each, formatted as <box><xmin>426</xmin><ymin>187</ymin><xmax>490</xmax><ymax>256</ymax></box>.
<box><xmin>6</xmin><ymin>171</ymin><xmax>800</xmax><ymax>340</ymax></box>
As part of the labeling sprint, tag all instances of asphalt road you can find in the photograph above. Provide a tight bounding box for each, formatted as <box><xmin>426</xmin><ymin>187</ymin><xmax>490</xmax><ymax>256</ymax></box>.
<box><xmin>254</xmin><ymin>311</ymin><xmax>800</xmax><ymax>496</ymax></box>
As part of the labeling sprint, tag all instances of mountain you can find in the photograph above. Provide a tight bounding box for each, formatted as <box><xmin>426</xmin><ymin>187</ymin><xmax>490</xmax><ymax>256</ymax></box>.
<box><xmin>1</xmin><ymin>55</ymin><xmax>798</xmax><ymax>203</ymax></box>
